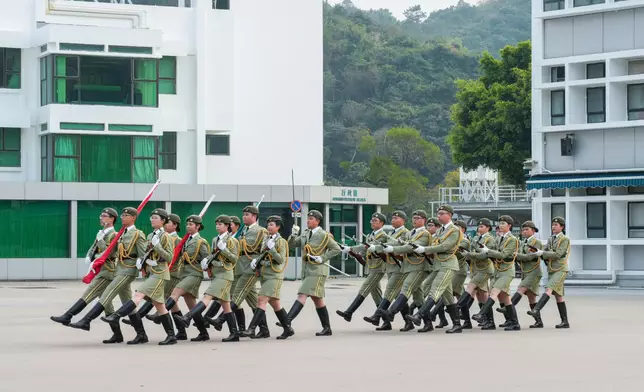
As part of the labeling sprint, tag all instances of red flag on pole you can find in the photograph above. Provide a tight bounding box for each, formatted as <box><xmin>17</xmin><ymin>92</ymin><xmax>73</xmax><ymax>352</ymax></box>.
<box><xmin>168</xmin><ymin>194</ymin><xmax>216</xmax><ymax>270</ymax></box>
<box><xmin>82</xmin><ymin>180</ymin><xmax>162</xmax><ymax>284</ymax></box>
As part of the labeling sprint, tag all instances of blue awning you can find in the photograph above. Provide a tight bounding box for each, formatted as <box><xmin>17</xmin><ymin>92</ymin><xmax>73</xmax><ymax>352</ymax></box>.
<box><xmin>526</xmin><ymin>171</ymin><xmax>644</xmax><ymax>190</ymax></box>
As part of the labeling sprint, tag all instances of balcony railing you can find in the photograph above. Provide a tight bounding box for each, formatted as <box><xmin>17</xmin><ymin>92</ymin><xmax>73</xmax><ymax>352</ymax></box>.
<box><xmin>440</xmin><ymin>185</ymin><xmax>531</xmax><ymax>205</ymax></box>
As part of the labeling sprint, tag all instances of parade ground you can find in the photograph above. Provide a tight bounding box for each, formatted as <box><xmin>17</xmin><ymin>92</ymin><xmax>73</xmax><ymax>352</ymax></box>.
<box><xmin>1</xmin><ymin>278</ymin><xmax>643</xmax><ymax>391</ymax></box>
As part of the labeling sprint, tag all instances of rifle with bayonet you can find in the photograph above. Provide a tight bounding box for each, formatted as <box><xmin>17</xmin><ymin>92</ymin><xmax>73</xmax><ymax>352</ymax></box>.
<box><xmin>138</xmin><ymin>230</ymin><xmax>161</xmax><ymax>278</ymax></box>
<box><xmin>394</xmin><ymin>236</ymin><xmax>432</xmax><ymax>265</ymax></box>
<box><xmin>339</xmin><ymin>234</ymin><xmax>366</xmax><ymax>267</ymax></box>
<box><xmin>361</xmin><ymin>232</ymin><xmax>402</xmax><ymax>268</ymax></box>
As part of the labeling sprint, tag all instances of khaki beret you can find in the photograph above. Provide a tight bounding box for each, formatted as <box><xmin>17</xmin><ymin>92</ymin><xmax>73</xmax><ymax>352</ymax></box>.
<box><xmin>266</xmin><ymin>215</ymin><xmax>283</xmax><ymax>225</ymax></box>
<box><xmin>412</xmin><ymin>210</ymin><xmax>428</xmax><ymax>219</ymax></box>
<box><xmin>101</xmin><ymin>208</ymin><xmax>118</xmax><ymax>219</ymax></box>
<box><xmin>521</xmin><ymin>220</ymin><xmax>539</xmax><ymax>232</ymax></box>
<box><xmin>437</xmin><ymin>204</ymin><xmax>454</xmax><ymax>215</ymax></box>
<box><xmin>169</xmin><ymin>213</ymin><xmax>181</xmax><ymax>225</ymax></box>
<box><xmin>499</xmin><ymin>215</ymin><xmax>514</xmax><ymax>226</ymax></box>
<box><xmin>552</xmin><ymin>216</ymin><xmax>565</xmax><ymax>226</ymax></box>
<box><xmin>455</xmin><ymin>220</ymin><xmax>468</xmax><ymax>231</ymax></box>
<box><xmin>230</xmin><ymin>216</ymin><xmax>241</xmax><ymax>225</ymax></box>
<box><xmin>477</xmin><ymin>218</ymin><xmax>492</xmax><ymax>227</ymax></box>
<box><xmin>391</xmin><ymin>210</ymin><xmax>407</xmax><ymax>220</ymax></box>
<box><xmin>121</xmin><ymin>207</ymin><xmax>138</xmax><ymax>217</ymax></box>
<box><xmin>308</xmin><ymin>210</ymin><xmax>323</xmax><ymax>220</ymax></box>
<box><xmin>215</xmin><ymin>215</ymin><xmax>232</xmax><ymax>225</ymax></box>
<box><xmin>243</xmin><ymin>205</ymin><xmax>259</xmax><ymax>215</ymax></box>
<box><xmin>427</xmin><ymin>217</ymin><xmax>440</xmax><ymax>226</ymax></box>
<box><xmin>186</xmin><ymin>215</ymin><xmax>203</xmax><ymax>224</ymax></box>
<box><xmin>371</xmin><ymin>212</ymin><xmax>387</xmax><ymax>223</ymax></box>
<box><xmin>151</xmin><ymin>208</ymin><xmax>169</xmax><ymax>220</ymax></box>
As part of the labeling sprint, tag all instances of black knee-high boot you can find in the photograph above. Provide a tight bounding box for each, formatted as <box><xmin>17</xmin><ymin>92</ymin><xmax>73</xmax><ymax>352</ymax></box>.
<box><xmin>527</xmin><ymin>294</ymin><xmax>550</xmax><ymax>319</ymax></box>
<box><xmin>276</xmin><ymin>308</ymin><xmax>295</xmax><ymax>339</ymax></box>
<box><xmin>51</xmin><ymin>299</ymin><xmax>87</xmax><ymax>326</ymax></box>
<box><xmin>529</xmin><ymin>302</ymin><xmax>543</xmax><ymax>328</ymax></box>
<box><xmin>405</xmin><ymin>296</ymin><xmax>436</xmax><ymax>327</ymax></box>
<box><xmin>336</xmin><ymin>295</ymin><xmax>366</xmax><ymax>322</ymax></box>
<box><xmin>158</xmin><ymin>313</ymin><xmax>177</xmax><ymax>346</ymax></box>
<box><xmin>555</xmin><ymin>301</ymin><xmax>570</xmax><ymax>329</ymax></box>
<box><xmin>101</xmin><ymin>300</ymin><xmax>137</xmax><ymax>325</ymax></box>
<box><xmin>275</xmin><ymin>300</ymin><xmax>304</xmax><ymax>327</ymax></box>
<box><xmin>67</xmin><ymin>302</ymin><xmax>104</xmax><ymax>331</ymax></box>
<box><xmin>147</xmin><ymin>297</ymin><xmax>177</xmax><ymax>324</ymax></box>
<box><xmin>315</xmin><ymin>306</ymin><xmax>332</xmax><ymax>336</ymax></box>
<box><xmin>472</xmin><ymin>298</ymin><xmax>494</xmax><ymax>322</ymax></box>
<box><xmin>377</xmin><ymin>294</ymin><xmax>408</xmax><ymax>323</ymax></box>
<box><xmin>222</xmin><ymin>312</ymin><xmax>239</xmax><ymax>342</ymax></box>
<box><xmin>364</xmin><ymin>298</ymin><xmax>390</xmax><ymax>326</ymax></box>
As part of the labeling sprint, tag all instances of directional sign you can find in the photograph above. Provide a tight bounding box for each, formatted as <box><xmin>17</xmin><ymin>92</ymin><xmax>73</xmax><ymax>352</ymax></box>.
<box><xmin>291</xmin><ymin>212</ymin><xmax>302</xmax><ymax>218</ymax></box>
<box><xmin>290</xmin><ymin>200</ymin><xmax>302</xmax><ymax>212</ymax></box>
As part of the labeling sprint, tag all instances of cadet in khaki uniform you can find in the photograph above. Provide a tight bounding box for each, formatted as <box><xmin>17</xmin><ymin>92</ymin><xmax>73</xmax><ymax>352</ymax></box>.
<box><xmin>471</xmin><ymin>215</ymin><xmax>521</xmax><ymax>331</ymax></box>
<box><xmin>377</xmin><ymin>210</ymin><xmax>431</xmax><ymax>325</ymax></box>
<box><xmin>51</xmin><ymin>207</ymin><xmax>123</xmax><ymax>344</ymax></box>
<box><xmin>101</xmin><ymin>208</ymin><xmax>177</xmax><ymax>345</ymax></box>
<box><xmin>210</xmin><ymin>206</ymin><xmax>264</xmax><ymax>334</ymax></box>
<box><xmin>496</xmin><ymin>220</ymin><xmax>544</xmax><ymax>328</ymax></box>
<box><xmin>336</xmin><ymin>212</ymin><xmax>388</xmax><ymax>323</ymax></box>
<box><xmin>175</xmin><ymin>215</ymin><xmax>242</xmax><ymax>342</ymax></box>
<box><xmin>457</xmin><ymin>218</ymin><xmax>496</xmax><ymax>330</ymax></box>
<box><xmin>283</xmin><ymin>210</ymin><xmax>342</xmax><ymax>336</ymax></box>
<box><xmin>417</xmin><ymin>217</ymin><xmax>446</xmax><ymax>332</ymax></box>
<box><xmin>406</xmin><ymin>205</ymin><xmax>463</xmax><ymax>334</ymax></box>
<box><xmin>68</xmin><ymin>207</ymin><xmax>145</xmax><ymax>340</ymax></box>
<box><xmin>362</xmin><ymin>210</ymin><xmax>409</xmax><ymax>331</ymax></box>
<box><xmin>527</xmin><ymin>217</ymin><xmax>570</xmax><ymax>329</ymax></box>
<box><xmin>240</xmin><ymin>215</ymin><xmax>294</xmax><ymax>340</ymax></box>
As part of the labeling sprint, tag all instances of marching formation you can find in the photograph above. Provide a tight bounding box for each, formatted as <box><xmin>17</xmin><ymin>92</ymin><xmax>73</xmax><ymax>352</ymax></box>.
<box><xmin>50</xmin><ymin>201</ymin><xmax>571</xmax><ymax>346</ymax></box>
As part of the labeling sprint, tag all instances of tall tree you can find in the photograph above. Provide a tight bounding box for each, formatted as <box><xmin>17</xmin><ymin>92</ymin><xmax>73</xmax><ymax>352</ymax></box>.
<box><xmin>447</xmin><ymin>40</ymin><xmax>531</xmax><ymax>186</ymax></box>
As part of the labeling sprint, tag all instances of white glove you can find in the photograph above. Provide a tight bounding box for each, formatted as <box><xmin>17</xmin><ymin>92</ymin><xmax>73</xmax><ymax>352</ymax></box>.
<box><xmin>145</xmin><ymin>259</ymin><xmax>158</xmax><ymax>267</ymax></box>
<box><xmin>310</xmin><ymin>255</ymin><xmax>323</xmax><ymax>263</ymax></box>
<box><xmin>86</xmin><ymin>261</ymin><xmax>95</xmax><ymax>274</ymax></box>
<box><xmin>480</xmin><ymin>245</ymin><xmax>489</xmax><ymax>254</ymax></box>
<box><xmin>250</xmin><ymin>259</ymin><xmax>258</xmax><ymax>269</ymax></box>
<box><xmin>414</xmin><ymin>246</ymin><xmax>426</xmax><ymax>254</ymax></box>
<box><xmin>383</xmin><ymin>245</ymin><xmax>394</xmax><ymax>253</ymax></box>
<box><xmin>136</xmin><ymin>258</ymin><xmax>143</xmax><ymax>269</ymax></box>
<box><xmin>217</xmin><ymin>240</ymin><xmax>227</xmax><ymax>250</ymax></box>
<box><xmin>85</xmin><ymin>256</ymin><xmax>92</xmax><ymax>265</ymax></box>
<box><xmin>460</xmin><ymin>250</ymin><xmax>470</xmax><ymax>256</ymax></box>
<box><xmin>266</xmin><ymin>238</ymin><xmax>275</xmax><ymax>249</ymax></box>
<box><xmin>201</xmin><ymin>257</ymin><xmax>210</xmax><ymax>270</ymax></box>
<box><xmin>534</xmin><ymin>249</ymin><xmax>544</xmax><ymax>257</ymax></box>
<box><xmin>368</xmin><ymin>245</ymin><xmax>376</xmax><ymax>253</ymax></box>
<box><xmin>96</xmin><ymin>230</ymin><xmax>105</xmax><ymax>241</ymax></box>
<box><xmin>151</xmin><ymin>236</ymin><xmax>160</xmax><ymax>247</ymax></box>
<box><xmin>341</xmin><ymin>246</ymin><xmax>351</xmax><ymax>254</ymax></box>
<box><xmin>292</xmin><ymin>225</ymin><xmax>300</xmax><ymax>236</ymax></box>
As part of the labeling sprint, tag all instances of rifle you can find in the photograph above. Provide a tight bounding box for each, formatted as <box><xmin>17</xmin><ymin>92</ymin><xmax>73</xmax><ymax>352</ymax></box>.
<box><xmin>361</xmin><ymin>232</ymin><xmax>401</xmax><ymax>268</ymax></box>
<box><xmin>168</xmin><ymin>194</ymin><xmax>216</xmax><ymax>271</ymax></box>
<box><xmin>138</xmin><ymin>230</ymin><xmax>161</xmax><ymax>278</ymax></box>
<box><xmin>394</xmin><ymin>236</ymin><xmax>432</xmax><ymax>265</ymax></box>
<box><xmin>204</xmin><ymin>232</ymin><xmax>232</xmax><ymax>279</ymax></box>
<box><xmin>339</xmin><ymin>234</ymin><xmax>366</xmax><ymax>267</ymax></box>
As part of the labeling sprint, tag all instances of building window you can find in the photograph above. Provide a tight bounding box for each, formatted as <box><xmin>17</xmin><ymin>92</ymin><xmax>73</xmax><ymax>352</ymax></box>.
<box><xmin>586</xmin><ymin>202</ymin><xmax>606</xmax><ymax>238</ymax></box>
<box><xmin>628</xmin><ymin>60</ymin><xmax>644</xmax><ymax>75</ymax></box>
<box><xmin>0</xmin><ymin>128</ymin><xmax>20</xmax><ymax>167</ymax></box>
<box><xmin>627</xmin><ymin>84</ymin><xmax>644</xmax><ymax>121</ymax></box>
<box><xmin>628</xmin><ymin>186</ymin><xmax>644</xmax><ymax>194</ymax></box>
<box><xmin>550</xmin><ymin>189</ymin><xmax>566</xmax><ymax>197</ymax></box>
<box><xmin>213</xmin><ymin>0</ymin><xmax>230</xmax><ymax>9</ymax></box>
<box><xmin>574</xmin><ymin>0</ymin><xmax>605</xmax><ymax>6</ymax></box>
<box><xmin>551</xmin><ymin>203</ymin><xmax>566</xmax><ymax>223</ymax></box>
<box><xmin>159</xmin><ymin>56</ymin><xmax>176</xmax><ymax>95</ymax></box>
<box><xmin>587</xmin><ymin>87</ymin><xmax>605</xmax><ymax>123</ymax></box>
<box><xmin>586</xmin><ymin>187</ymin><xmax>606</xmax><ymax>196</ymax></box>
<box><xmin>41</xmin><ymin>134</ymin><xmax>158</xmax><ymax>183</ymax></box>
<box><xmin>550</xmin><ymin>66</ymin><xmax>565</xmax><ymax>82</ymax></box>
<box><xmin>628</xmin><ymin>202</ymin><xmax>644</xmax><ymax>238</ymax></box>
<box><xmin>1</xmin><ymin>47</ymin><xmax>21</xmax><ymax>89</ymax></box>
<box><xmin>206</xmin><ymin>134</ymin><xmax>230</xmax><ymax>156</ymax></box>
<box><xmin>551</xmin><ymin>90</ymin><xmax>565</xmax><ymax>125</ymax></box>
<box><xmin>544</xmin><ymin>0</ymin><xmax>565</xmax><ymax>11</ymax></box>
<box><xmin>586</xmin><ymin>62</ymin><xmax>605</xmax><ymax>79</ymax></box>
<box><xmin>74</xmin><ymin>0</ymin><xmax>181</xmax><ymax>6</ymax></box>
<box><xmin>40</xmin><ymin>55</ymin><xmax>158</xmax><ymax>107</ymax></box>
<box><xmin>159</xmin><ymin>132</ymin><xmax>177</xmax><ymax>170</ymax></box>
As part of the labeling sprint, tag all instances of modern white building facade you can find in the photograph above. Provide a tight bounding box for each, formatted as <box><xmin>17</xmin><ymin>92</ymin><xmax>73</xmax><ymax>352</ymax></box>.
<box><xmin>0</xmin><ymin>0</ymin><xmax>389</xmax><ymax>280</ymax></box>
<box><xmin>529</xmin><ymin>0</ymin><xmax>644</xmax><ymax>286</ymax></box>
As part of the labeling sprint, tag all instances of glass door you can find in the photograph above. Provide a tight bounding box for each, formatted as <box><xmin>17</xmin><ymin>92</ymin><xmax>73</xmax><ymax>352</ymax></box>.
<box><xmin>330</xmin><ymin>224</ymin><xmax>359</xmax><ymax>276</ymax></box>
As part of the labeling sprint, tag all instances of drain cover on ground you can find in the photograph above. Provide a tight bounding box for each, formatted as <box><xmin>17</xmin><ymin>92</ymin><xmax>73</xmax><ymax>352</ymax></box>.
<box><xmin>330</xmin><ymin>283</ymin><xmax>353</xmax><ymax>287</ymax></box>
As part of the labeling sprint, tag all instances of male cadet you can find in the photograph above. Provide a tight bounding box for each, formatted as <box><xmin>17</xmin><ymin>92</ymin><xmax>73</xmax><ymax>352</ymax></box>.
<box><xmin>457</xmin><ymin>218</ymin><xmax>496</xmax><ymax>330</ymax></box>
<box><xmin>282</xmin><ymin>210</ymin><xmax>342</xmax><ymax>336</ymax></box>
<box><xmin>496</xmin><ymin>220</ymin><xmax>543</xmax><ymax>328</ymax></box>
<box><xmin>377</xmin><ymin>210</ymin><xmax>431</xmax><ymax>326</ymax></box>
<box><xmin>406</xmin><ymin>205</ymin><xmax>464</xmax><ymax>334</ymax></box>
<box><xmin>527</xmin><ymin>217</ymin><xmax>571</xmax><ymax>329</ymax></box>
<box><xmin>210</xmin><ymin>206</ymin><xmax>264</xmax><ymax>335</ymax></box>
<box><xmin>336</xmin><ymin>212</ymin><xmax>388</xmax><ymax>323</ymax></box>
<box><xmin>471</xmin><ymin>215</ymin><xmax>521</xmax><ymax>331</ymax></box>
<box><xmin>414</xmin><ymin>217</ymin><xmax>443</xmax><ymax>332</ymax></box>
<box><xmin>50</xmin><ymin>207</ymin><xmax>123</xmax><ymax>344</ymax></box>
<box><xmin>362</xmin><ymin>210</ymin><xmax>409</xmax><ymax>331</ymax></box>
<box><xmin>68</xmin><ymin>207</ymin><xmax>147</xmax><ymax>340</ymax></box>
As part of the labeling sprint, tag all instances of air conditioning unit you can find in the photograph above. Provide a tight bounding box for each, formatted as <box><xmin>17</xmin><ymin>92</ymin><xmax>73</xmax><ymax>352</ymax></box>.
<box><xmin>560</xmin><ymin>134</ymin><xmax>573</xmax><ymax>156</ymax></box>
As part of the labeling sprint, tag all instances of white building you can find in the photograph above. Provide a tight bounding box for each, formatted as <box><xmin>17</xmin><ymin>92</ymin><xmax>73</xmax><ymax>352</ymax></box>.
<box><xmin>529</xmin><ymin>0</ymin><xmax>644</xmax><ymax>287</ymax></box>
<box><xmin>0</xmin><ymin>0</ymin><xmax>388</xmax><ymax>280</ymax></box>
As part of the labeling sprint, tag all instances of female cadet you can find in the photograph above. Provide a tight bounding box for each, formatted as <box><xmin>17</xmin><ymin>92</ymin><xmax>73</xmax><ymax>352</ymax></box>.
<box><xmin>175</xmin><ymin>214</ymin><xmax>242</xmax><ymax>342</ymax></box>
<box><xmin>527</xmin><ymin>216</ymin><xmax>570</xmax><ymax>329</ymax></box>
<box><xmin>101</xmin><ymin>208</ymin><xmax>176</xmax><ymax>345</ymax></box>
<box><xmin>239</xmin><ymin>215</ymin><xmax>294</xmax><ymax>340</ymax></box>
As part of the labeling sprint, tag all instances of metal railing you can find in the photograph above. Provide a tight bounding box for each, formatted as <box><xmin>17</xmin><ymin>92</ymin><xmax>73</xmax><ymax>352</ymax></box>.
<box><xmin>439</xmin><ymin>185</ymin><xmax>531</xmax><ymax>206</ymax></box>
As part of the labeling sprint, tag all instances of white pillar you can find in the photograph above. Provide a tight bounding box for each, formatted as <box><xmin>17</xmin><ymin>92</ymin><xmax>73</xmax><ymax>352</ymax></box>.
<box><xmin>165</xmin><ymin>201</ymin><xmax>172</xmax><ymax>213</ymax></box>
<box><xmin>194</xmin><ymin>0</ymin><xmax>209</xmax><ymax>184</ymax></box>
<box><xmin>324</xmin><ymin>203</ymin><xmax>330</xmax><ymax>232</ymax></box>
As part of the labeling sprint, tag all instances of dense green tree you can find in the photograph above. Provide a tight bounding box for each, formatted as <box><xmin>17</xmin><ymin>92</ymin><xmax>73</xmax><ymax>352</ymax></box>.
<box><xmin>447</xmin><ymin>41</ymin><xmax>531</xmax><ymax>186</ymax></box>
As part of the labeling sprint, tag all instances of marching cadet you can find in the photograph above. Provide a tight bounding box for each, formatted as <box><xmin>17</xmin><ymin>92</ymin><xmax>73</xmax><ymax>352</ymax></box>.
<box><xmin>101</xmin><ymin>208</ymin><xmax>176</xmax><ymax>345</ymax></box>
<box><xmin>336</xmin><ymin>212</ymin><xmax>388</xmax><ymax>324</ymax></box>
<box><xmin>362</xmin><ymin>210</ymin><xmax>410</xmax><ymax>331</ymax></box>
<box><xmin>282</xmin><ymin>210</ymin><xmax>342</xmax><ymax>336</ymax></box>
<box><xmin>471</xmin><ymin>215</ymin><xmax>521</xmax><ymax>331</ymax></box>
<box><xmin>209</xmin><ymin>206</ymin><xmax>264</xmax><ymax>336</ymax></box>
<box><xmin>239</xmin><ymin>215</ymin><xmax>294</xmax><ymax>340</ymax></box>
<box><xmin>495</xmin><ymin>220</ymin><xmax>543</xmax><ymax>328</ymax></box>
<box><xmin>377</xmin><ymin>210</ymin><xmax>431</xmax><ymax>326</ymax></box>
<box><xmin>416</xmin><ymin>217</ymin><xmax>444</xmax><ymax>332</ymax></box>
<box><xmin>174</xmin><ymin>215</ymin><xmax>242</xmax><ymax>342</ymax></box>
<box><xmin>527</xmin><ymin>217</ymin><xmax>570</xmax><ymax>329</ymax></box>
<box><xmin>51</xmin><ymin>207</ymin><xmax>124</xmax><ymax>344</ymax></box>
<box><xmin>405</xmin><ymin>205</ymin><xmax>464</xmax><ymax>334</ymax></box>
<box><xmin>68</xmin><ymin>207</ymin><xmax>145</xmax><ymax>342</ymax></box>
<box><xmin>457</xmin><ymin>218</ymin><xmax>496</xmax><ymax>330</ymax></box>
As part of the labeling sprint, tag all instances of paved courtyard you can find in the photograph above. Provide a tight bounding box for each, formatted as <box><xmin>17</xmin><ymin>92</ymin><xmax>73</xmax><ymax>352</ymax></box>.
<box><xmin>1</xmin><ymin>278</ymin><xmax>643</xmax><ymax>391</ymax></box>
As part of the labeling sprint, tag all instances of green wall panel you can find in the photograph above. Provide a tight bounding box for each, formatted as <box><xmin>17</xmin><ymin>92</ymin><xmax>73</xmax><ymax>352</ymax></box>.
<box><xmin>76</xmin><ymin>200</ymin><xmax>164</xmax><ymax>257</ymax></box>
<box><xmin>0</xmin><ymin>201</ymin><xmax>70</xmax><ymax>258</ymax></box>
<box><xmin>362</xmin><ymin>205</ymin><xmax>376</xmax><ymax>233</ymax></box>
<box><xmin>170</xmin><ymin>202</ymin><xmax>246</xmax><ymax>245</ymax></box>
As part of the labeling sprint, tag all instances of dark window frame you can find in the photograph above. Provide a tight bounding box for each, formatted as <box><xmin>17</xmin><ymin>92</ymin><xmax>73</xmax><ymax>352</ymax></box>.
<box><xmin>0</xmin><ymin>47</ymin><xmax>21</xmax><ymax>89</ymax></box>
<box><xmin>544</xmin><ymin>0</ymin><xmax>565</xmax><ymax>11</ymax></box>
<box><xmin>205</xmin><ymin>134</ymin><xmax>230</xmax><ymax>156</ymax></box>
<box><xmin>586</xmin><ymin>202</ymin><xmax>606</xmax><ymax>239</ymax></box>
<box><xmin>627</xmin><ymin>83</ymin><xmax>644</xmax><ymax>121</ymax></box>
<box><xmin>551</xmin><ymin>90</ymin><xmax>565</xmax><ymax>125</ymax></box>
<box><xmin>586</xmin><ymin>62</ymin><xmax>606</xmax><ymax>79</ymax></box>
<box><xmin>550</xmin><ymin>66</ymin><xmax>565</xmax><ymax>82</ymax></box>
<box><xmin>586</xmin><ymin>86</ymin><xmax>606</xmax><ymax>123</ymax></box>
<box><xmin>0</xmin><ymin>128</ymin><xmax>21</xmax><ymax>167</ymax></box>
<box><xmin>628</xmin><ymin>202</ymin><xmax>644</xmax><ymax>238</ymax></box>
<box><xmin>159</xmin><ymin>131</ymin><xmax>177</xmax><ymax>170</ymax></box>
